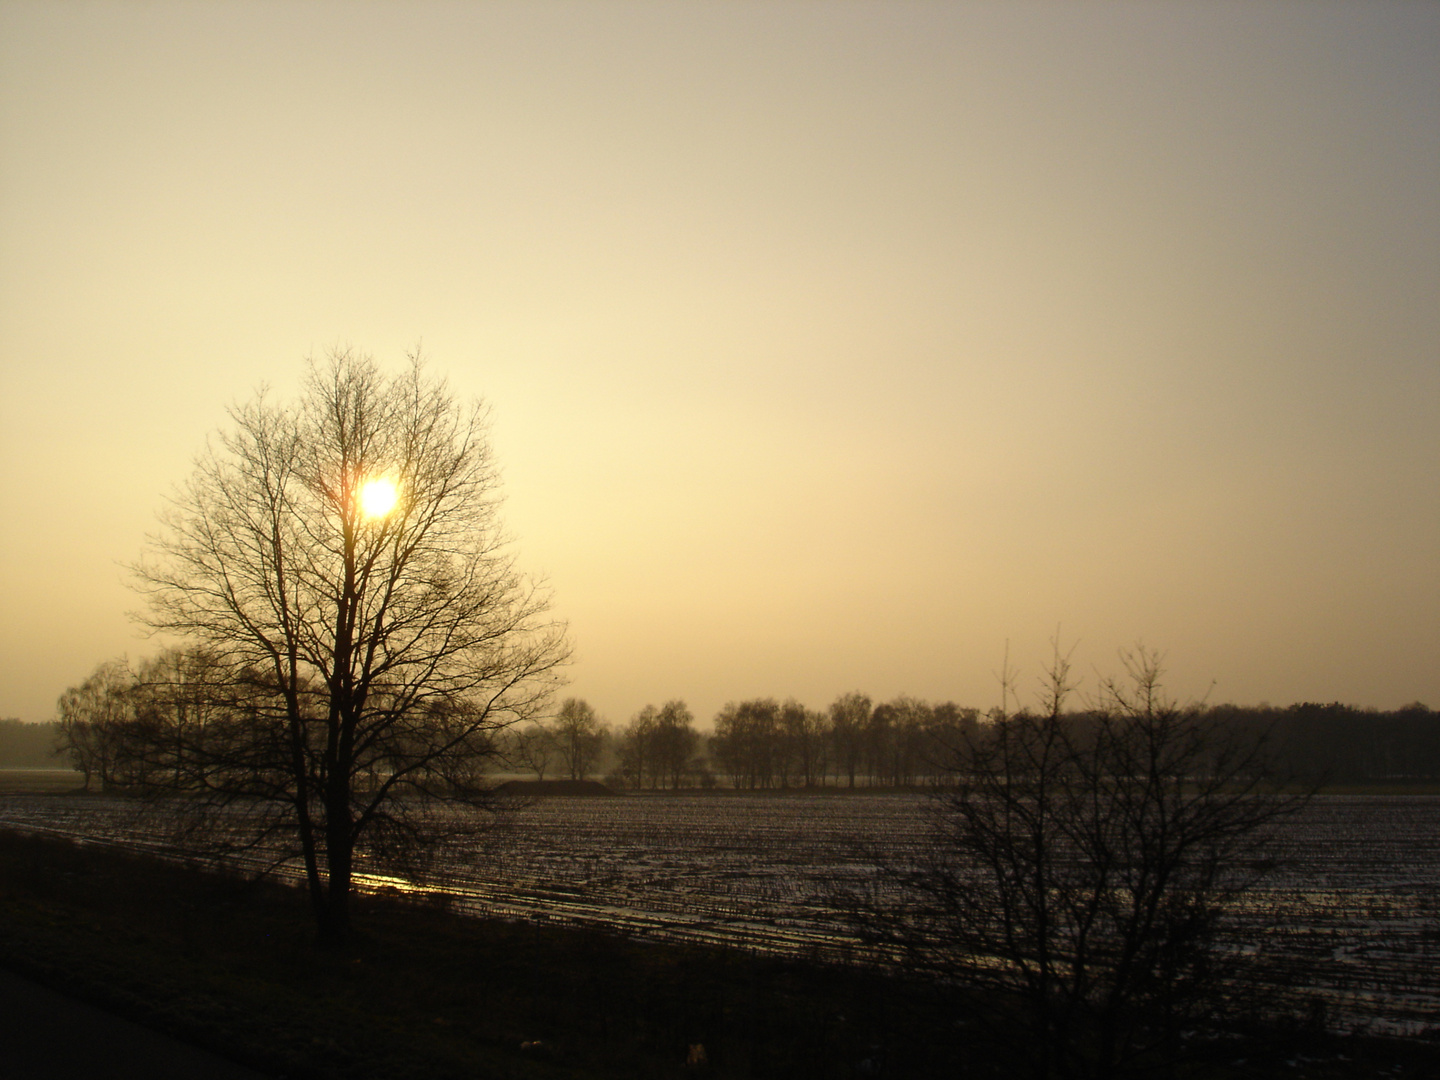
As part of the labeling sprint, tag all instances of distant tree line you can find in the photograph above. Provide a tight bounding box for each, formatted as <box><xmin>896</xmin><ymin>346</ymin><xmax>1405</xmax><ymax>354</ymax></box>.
<box><xmin>1215</xmin><ymin>701</ymin><xmax>1440</xmax><ymax>784</ymax></box>
<box><xmin>497</xmin><ymin>695</ymin><xmax>1440</xmax><ymax>791</ymax></box>
<box><xmin>36</xmin><ymin>663</ymin><xmax>1440</xmax><ymax>790</ymax></box>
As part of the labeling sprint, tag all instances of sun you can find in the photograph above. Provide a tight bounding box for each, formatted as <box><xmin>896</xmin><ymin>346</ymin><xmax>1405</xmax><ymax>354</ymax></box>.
<box><xmin>359</xmin><ymin>477</ymin><xmax>399</xmax><ymax>519</ymax></box>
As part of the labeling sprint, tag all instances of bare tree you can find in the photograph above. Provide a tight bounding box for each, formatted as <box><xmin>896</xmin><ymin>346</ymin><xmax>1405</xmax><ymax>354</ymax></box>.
<box><xmin>131</xmin><ymin>348</ymin><xmax>568</xmax><ymax>945</ymax></box>
<box><xmin>127</xmin><ymin>646</ymin><xmax>227</xmax><ymax>789</ymax></box>
<box><xmin>615</xmin><ymin>705</ymin><xmax>659</xmax><ymax>790</ymax></box>
<box><xmin>55</xmin><ymin>659</ymin><xmax>134</xmax><ymax>791</ymax></box>
<box><xmin>508</xmin><ymin>720</ymin><xmax>558</xmax><ymax>781</ymax></box>
<box><xmin>782</xmin><ymin>700</ymin><xmax>828</xmax><ymax>788</ymax></box>
<box><xmin>869</xmin><ymin>695</ymin><xmax>932</xmax><ymax>787</ymax></box>
<box><xmin>855</xmin><ymin>645</ymin><xmax>1304</xmax><ymax>1079</ymax></box>
<box><xmin>925</xmin><ymin>702</ymin><xmax>980</xmax><ymax>784</ymax></box>
<box><xmin>712</xmin><ymin>699</ymin><xmax>780</xmax><ymax>789</ymax></box>
<box><xmin>653</xmin><ymin>699</ymin><xmax>698</xmax><ymax>789</ymax></box>
<box><xmin>552</xmin><ymin>697</ymin><xmax>605</xmax><ymax>781</ymax></box>
<box><xmin>828</xmin><ymin>691</ymin><xmax>870</xmax><ymax>788</ymax></box>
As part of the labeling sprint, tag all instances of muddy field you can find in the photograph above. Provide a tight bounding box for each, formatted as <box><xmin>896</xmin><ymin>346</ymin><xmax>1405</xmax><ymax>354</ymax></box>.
<box><xmin>2</xmin><ymin>791</ymin><xmax>1436</xmax><ymax>1038</ymax></box>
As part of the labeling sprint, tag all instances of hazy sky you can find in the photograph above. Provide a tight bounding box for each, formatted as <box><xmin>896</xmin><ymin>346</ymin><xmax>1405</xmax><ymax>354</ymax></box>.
<box><xmin>2</xmin><ymin>2</ymin><xmax>1436</xmax><ymax>727</ymax></box>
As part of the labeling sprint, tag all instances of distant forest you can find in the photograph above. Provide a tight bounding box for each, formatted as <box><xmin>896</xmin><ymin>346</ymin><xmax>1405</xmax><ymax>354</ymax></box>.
<box><xmin>0</xmin><ymin>718</ymin><xmax>66</xmax><ymax>769</ymax></box>
<box><xmin>576</xmin><ymin>699</ymin><xmax>1440</xmax><ymax>790</ymax></box>
<box><xmin>1212</xmin><ymin>701</ymin><xmax>1440</xmax><ymax>786</ymax></box>
<box><xmin>16</xmin><ymin>699</ymin><xmax>1439</xmax><ymax>789</ymax></box>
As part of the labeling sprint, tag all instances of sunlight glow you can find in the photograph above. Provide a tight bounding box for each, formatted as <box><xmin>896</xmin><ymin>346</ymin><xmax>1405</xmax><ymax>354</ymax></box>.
<box><xmin>359</xmin><ymin>476</ymin><xmax>399</xmax><ymax>519</ymax></box>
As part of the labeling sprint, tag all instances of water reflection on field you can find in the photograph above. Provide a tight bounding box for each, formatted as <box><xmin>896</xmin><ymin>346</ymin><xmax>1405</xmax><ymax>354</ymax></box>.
<box><xmin>2</xmin><ymin>792</ymin><xmax>1436</xmax><ymax>1036</ymax></box>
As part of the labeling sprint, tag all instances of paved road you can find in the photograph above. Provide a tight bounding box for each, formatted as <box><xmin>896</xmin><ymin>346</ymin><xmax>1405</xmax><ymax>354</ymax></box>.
<box><xmin>0</xmin><ymin>966</ymin><xmax>271</xmax><ymax>1079</ymax></box>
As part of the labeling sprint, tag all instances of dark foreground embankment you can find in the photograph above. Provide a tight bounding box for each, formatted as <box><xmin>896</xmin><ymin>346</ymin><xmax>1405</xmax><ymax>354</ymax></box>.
<box><xmin>0</xmin><ymin>965</ymin><xmax>270</xmax><ymax>1079</ymax></box>
<box><xmin>0</xmin><ymin>828</ymin><xmax>1431</xmax><ymax>1080</ymax></box>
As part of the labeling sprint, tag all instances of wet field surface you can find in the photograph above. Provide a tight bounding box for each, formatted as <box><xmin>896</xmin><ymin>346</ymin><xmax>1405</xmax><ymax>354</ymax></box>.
<box><xmin>3</xmin><ymin>791</ymin><xmax>1437</xmax><ymax>1037</ymax></box>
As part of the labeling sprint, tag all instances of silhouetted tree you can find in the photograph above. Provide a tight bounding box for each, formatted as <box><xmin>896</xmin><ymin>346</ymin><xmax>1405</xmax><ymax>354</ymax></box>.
<box><xmin>616</xmin><ymin>705</ymin><xmax>660</xmax><ymax>789</ymax></box>
<box><xmin>130</xmin><ymin>348</ymin><xmax>568</xmax><ymax>945</ymax></box>
<box><xmin>828</xmin><ymin>691</ymin><xmax>870</xmax><ymax>788</ymax></box>
<box><xmin>653</xmin><ymin>699</ymin><xmax>699</xmax><ymax>788</ymax></box>
<box><xmin>855</xmin><ymin>645</ymin><xmax>1305</xmax><ymax>1079</ymax></box>
<box><xmin>712</xmin><ymin>699</ymin><xmax>780</xmax><ymax>789</ymax></box>
<box><xmin>863</xmin><ymin>699</ymin><xmax>896</xmax><ymax>785</ymax></box>
<box><xmin>782</xmin><ymin>700</ymin><xmax>828</xmax><ymax>788</ymax></box>
<box><xmin>552</xmin><ymin>697</ymin><xmax>605</xmax><ymax>781</ymax></box>
<box><xmin>869</xmin><ymin>695</ymin><xmax>931</xmax><ymax>786</ymax></box>
<box><xmin>920</xmin><ymin>702</ymin><xmax>979</xmax><ymax>783</ymax></box>
<box><xmin>55</xmin><ymin>659</ymin><xmax>134</xmax><ymax>791</ymax></box>
<box><xmin>508</xmin><ymin>720</ymin><xmax>558</xmax><ymax>780</ymax></box>
<box><xmin>126</xmin><ymin>646</ymin><xmax>228</xmax><ymax>789</ymax></box>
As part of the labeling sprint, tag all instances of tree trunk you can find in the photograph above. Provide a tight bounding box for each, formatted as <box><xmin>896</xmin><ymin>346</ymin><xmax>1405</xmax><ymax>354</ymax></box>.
<box><xmin>317</xmin><ymin>825</ymin><xmax>353</xmax><ymax>948</ymax></box>
<box><xmin>318</xmin><ymin>874</ymin><xmax>352</xmax><ymax>948</ymax></box>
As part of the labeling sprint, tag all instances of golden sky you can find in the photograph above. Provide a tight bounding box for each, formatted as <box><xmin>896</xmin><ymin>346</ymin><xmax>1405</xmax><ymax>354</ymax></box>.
<box><xmin>2</xmin><ymin>1</ymin><xmax>1436</xmax><ymax>725</ymax></box>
